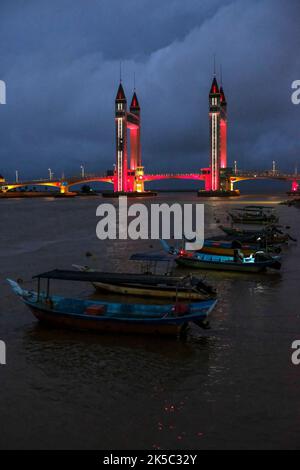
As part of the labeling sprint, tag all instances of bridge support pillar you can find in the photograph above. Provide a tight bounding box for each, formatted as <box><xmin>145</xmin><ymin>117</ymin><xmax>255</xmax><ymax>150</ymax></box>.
<box><xmin>60</xmin><ymin>183</ymin><xmax>70</xmax><ymax>194</ymax></box>
<box><xmin>204</xmin><ymin>174</ymin><xmax>212</xmax><ymax>191</ymax></box>
<box><xmin>291</xmin><ymin>180</ymin><xmax>299</xmax><ymax>193</ymax></box>
<box><xmin>134</xmin><ymin>166</ymin><xmax>144</xmax><ymax>192</ymax></box>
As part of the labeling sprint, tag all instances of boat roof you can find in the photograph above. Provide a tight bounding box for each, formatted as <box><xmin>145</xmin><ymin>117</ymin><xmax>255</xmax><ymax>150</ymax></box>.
<box><xmin>32</xmin><ymin>269</ymin><xmax>180</xmax><ymax>284</ymax></box>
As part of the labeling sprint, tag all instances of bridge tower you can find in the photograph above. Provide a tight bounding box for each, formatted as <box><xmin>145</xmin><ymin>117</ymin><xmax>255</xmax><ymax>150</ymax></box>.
<box><xmin>115</xmin><ymin>82</ymin><xmax>128</xmax><ymax>192</ymax></box>
<box><xmin>128</xmin><ymin>91</ymin><xmax>141</xmax><ymax>170</ymax></box>
<box><xmin>209</xmin><ymin>76</ymin><xmax>221</xmax><ymax>191</ymax></box>
<box><xmin>128</xmin><ymin>89</ymin><xmax>144</xmax><ymax>192</ymax></box>
<box><xmin>220</xmin><ymin>84</ymin><xmax>227</xmax><ymax>169</ymax></box>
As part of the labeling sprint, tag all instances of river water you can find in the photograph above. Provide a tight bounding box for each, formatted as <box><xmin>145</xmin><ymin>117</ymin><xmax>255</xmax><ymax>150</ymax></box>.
<box><xmin>0</xmin><ymin>192</ymin><xmax>300</xmax><ymax>450</ymax></box>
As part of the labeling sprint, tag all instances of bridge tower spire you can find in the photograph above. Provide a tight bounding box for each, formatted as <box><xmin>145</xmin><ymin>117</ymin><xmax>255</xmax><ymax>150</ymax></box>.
<box><xmin>209</xmin><ymin>74</ymin><xmax>221</xmax><ymax>191</ymax></box>
<box><xmin>115</xmin><ymin>81</ymin><xmax>128</xmax><ymax>192</ymax></box>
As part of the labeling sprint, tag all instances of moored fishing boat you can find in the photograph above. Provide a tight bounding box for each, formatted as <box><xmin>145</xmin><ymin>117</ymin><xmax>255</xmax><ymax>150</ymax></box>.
<box><xmin>219</xmin><ymin>225</ymin><xmax>291</xmax><ymax>244</ymax></box>
<box><xmin>175</xmin><ymin>251</ymin><xmax>281</xmax><ymax>273</ymax></box>
<box><xmin>228</xmin><ymin>206</ymin><xmax>279</xmax><ymax>225</ymax></box>
<box><xmin>160</xmin><ymin>240</ymin><xmax>281</xmax><ymax>273</ymax></box>
<box><xmin>200</xmin><ymin>239</ymin><xmax>281</xmax><ymax>257</ymax></box>
<box><xmin>72</xmin><ymin>265</ymin><xmax>216</xmax><ymax>300</ymax></box>
<box><xmin>7</xmin><ymin>279</ymin><xmax>217</xmax><ymax>336</ymax></box>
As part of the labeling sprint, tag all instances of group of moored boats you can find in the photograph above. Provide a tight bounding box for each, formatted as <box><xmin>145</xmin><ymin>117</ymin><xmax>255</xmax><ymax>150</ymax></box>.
<box><xmin>8</xmin><ymin>205</ymin><xmax>295</xmax><ymax>337</ymax></box>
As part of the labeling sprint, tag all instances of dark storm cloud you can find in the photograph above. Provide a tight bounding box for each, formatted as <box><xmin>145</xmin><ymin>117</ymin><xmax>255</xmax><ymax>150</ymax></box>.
<box><xmin>0</xmin><ymin>0</ymin><xmax>299</xmax><ymax>180</ymax></box>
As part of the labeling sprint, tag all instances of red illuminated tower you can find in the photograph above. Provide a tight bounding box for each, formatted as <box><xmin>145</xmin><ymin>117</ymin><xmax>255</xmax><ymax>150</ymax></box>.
<box><xmin>128</xmin><ymin>91</ymin><xmax>141</xmax><ymax>170</ymax></box>
<box><xmin>115</xmin><ymin>82</ymin><xmax>128</xmax><ymax>192</ymax></box>
<box><xmin>209</xmin><ymin>76</ymin><xmax>221</xmax><ymax>191</ymax></box>
<box><xmin>220</xmin><ymin>84</ymin><xmax>227</xmax><ymax>169</ymax></box>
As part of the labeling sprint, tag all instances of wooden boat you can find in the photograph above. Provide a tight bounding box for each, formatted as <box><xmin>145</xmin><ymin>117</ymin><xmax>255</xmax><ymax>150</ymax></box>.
<box><xmin>219</xmin><ymin>225</ymin><xmax>291</xmax><ymax>244</ymax></box>
<box><xmin>199</xmin><ymin>239</ymin><xmax>280</xmax><ymax>257</ymax></box>
<box><xmin>7</xmin><ymin>279</ymin><xmax>217</xmax><ymax>336</ymax></box>
<box><xmin>72</xmin><ymin>265</ymin><xmax>216</xmax><ymax>300</ymax></box>
<box><xmin>175</xmin><ymin>251</ymin><xmax>281</xmax><ymax>273</ymax></box>
<box><xmin>160</xmin><ymin>240</ymin><xmax>281</xmax><ymax>273</ymax></box>
<box><xmin>228</xmin><ymin>206</ymin><xmax>279</xmax><ymax>225</ymax></box>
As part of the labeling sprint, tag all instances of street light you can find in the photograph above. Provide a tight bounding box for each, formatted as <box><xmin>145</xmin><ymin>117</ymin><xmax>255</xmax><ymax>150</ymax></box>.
<box><xmin>234</xmin><ymin>161</ymin><xmax>237</xmax><ymax>175</ymax></box>
<box><xmin>80</xmin><ymin>165</ymin><xmax>85</xmax><ymax>178</ymax></box>
<box><xmin>48</xmin><ymin>168</ymin><xmax>53</xmax><ymax>180</ymax></box>
<box><xmin>15</xmin><ymin>170</ymin><xmax>19</xmax><ymax>183</ymax></box>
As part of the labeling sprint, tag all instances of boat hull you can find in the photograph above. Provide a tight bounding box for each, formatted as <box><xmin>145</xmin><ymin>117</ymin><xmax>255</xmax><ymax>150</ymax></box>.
<box><xmin>229</xmin><ymin>217</ymin><xmax>278</xmax><ymax>225</ymax></box>
<box><xmin>176</xmin><ymin>257</ymin><xmax>270</xmax><ymax>273</ymax></box>
<box><xmin>219</xmin><ymin>226</ymin><xmax>289</xmax><ymax>244</ymax></box>
<box><xmin>29</xmin><ymin>305</ymin><xmax>185</xmax><ymax>336</ymax></box>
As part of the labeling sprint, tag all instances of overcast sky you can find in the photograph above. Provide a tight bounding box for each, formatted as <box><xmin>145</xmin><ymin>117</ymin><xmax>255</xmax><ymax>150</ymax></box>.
<box><xmin>0</xmin><ymin>0</ymin><xmax>299</xmax><ymax>181</ymax></box>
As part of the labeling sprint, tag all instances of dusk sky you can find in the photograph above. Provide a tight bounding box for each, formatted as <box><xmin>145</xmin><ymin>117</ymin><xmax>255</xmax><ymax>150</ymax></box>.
<box><xmin>0</xmin><ymin>0</ymin><xmax>299</xmax><ymax>181</ymax></box>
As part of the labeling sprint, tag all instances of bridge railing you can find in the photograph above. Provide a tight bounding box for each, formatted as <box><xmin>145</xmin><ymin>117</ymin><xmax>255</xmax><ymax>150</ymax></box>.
<box><xmin>232</xmin><ymin>170</ymin><xmax>299</xmax><ymax>178</ymax></box>
<box><xmin>67</xmin><ymin>174</ymin><xmax>112</xmax><ymax>183</ymax></box>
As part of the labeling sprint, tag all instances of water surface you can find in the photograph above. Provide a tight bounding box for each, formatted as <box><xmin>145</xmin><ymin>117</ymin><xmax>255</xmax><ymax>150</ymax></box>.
<box><xmin>0</xmin><ymin>193</ymin><xmax>299</xmax><ymax>449</ymax></box>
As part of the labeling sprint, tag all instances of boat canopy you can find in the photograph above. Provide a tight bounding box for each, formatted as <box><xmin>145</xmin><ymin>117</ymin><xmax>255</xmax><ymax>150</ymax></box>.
<box><xmin>32</xmin><ymin>269</ymin><xmax>183</xmax><ymax>286</ymax></box>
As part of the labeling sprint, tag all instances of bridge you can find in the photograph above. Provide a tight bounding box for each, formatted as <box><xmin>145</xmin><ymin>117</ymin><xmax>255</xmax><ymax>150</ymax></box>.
<box><xmin>1</xmin><ymin>77</ymin><xmax>299</xmax><ymax>196</ymax></box>
<box><xmin>1</xmin><ymin>169</ymin><xmax>299</xmax><ymax>194</ymax></box>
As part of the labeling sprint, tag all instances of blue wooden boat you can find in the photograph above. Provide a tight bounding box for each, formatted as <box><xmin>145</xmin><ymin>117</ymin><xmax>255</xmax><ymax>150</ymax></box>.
<box><xmin>175</xmin><ymin>251</ymin><xmax>281</xmax><ymax>273</ymax></box>
<box><xmin>160</xmin><ymin>239</ymin><xmax>281</xmax><ymax>273</ymax></box>
<box><xmin>200</xmin><ymin>239</ymin><xmax>281</xmax><ymax>256</ymax></box>
<box><xmin>7</xmin><ymin>279</ymin><xmax>217</xmax><ymax>336</ymax></box>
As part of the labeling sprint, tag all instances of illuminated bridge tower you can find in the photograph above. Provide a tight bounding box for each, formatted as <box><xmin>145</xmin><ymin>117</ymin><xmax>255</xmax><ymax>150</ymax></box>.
<box><xmin>128</xmin><ymin>90</ymin><xmax>144</xmax><ymax>192</ymax></box>
<box><xmin>115</xmin><ymin>82</ymin><xmax>128</xmax><ymax>192</ymax></box>
<box><xmin>220</xmin><ymin>84</ymin><xmax>227</xmax><ymax>170</ymax></box>
<box><xmin>209</xmin><ymin>76</ymin><xmax>221</xmax><ymax>191</ymax></box>
<box><xmin>128</xmin><ymin>91</ymin><xmax>141</xmax><ymax>170</ymax></box>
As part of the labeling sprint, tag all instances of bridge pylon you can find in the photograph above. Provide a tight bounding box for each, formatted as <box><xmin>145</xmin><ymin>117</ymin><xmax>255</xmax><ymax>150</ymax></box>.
<box><xmin>134</xmin><ymin>166</ymin><xmax>145</xmax><ymax>192</ymax></box>
<box><xmin>59</xmin><ymin>182</ymin><xmax>70</xmax><ymax>194</ymax></box>
<box><xmin>291</xmin><ymin>180</ymin><xmax>299</xmax><ymax>192</ymax></box>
